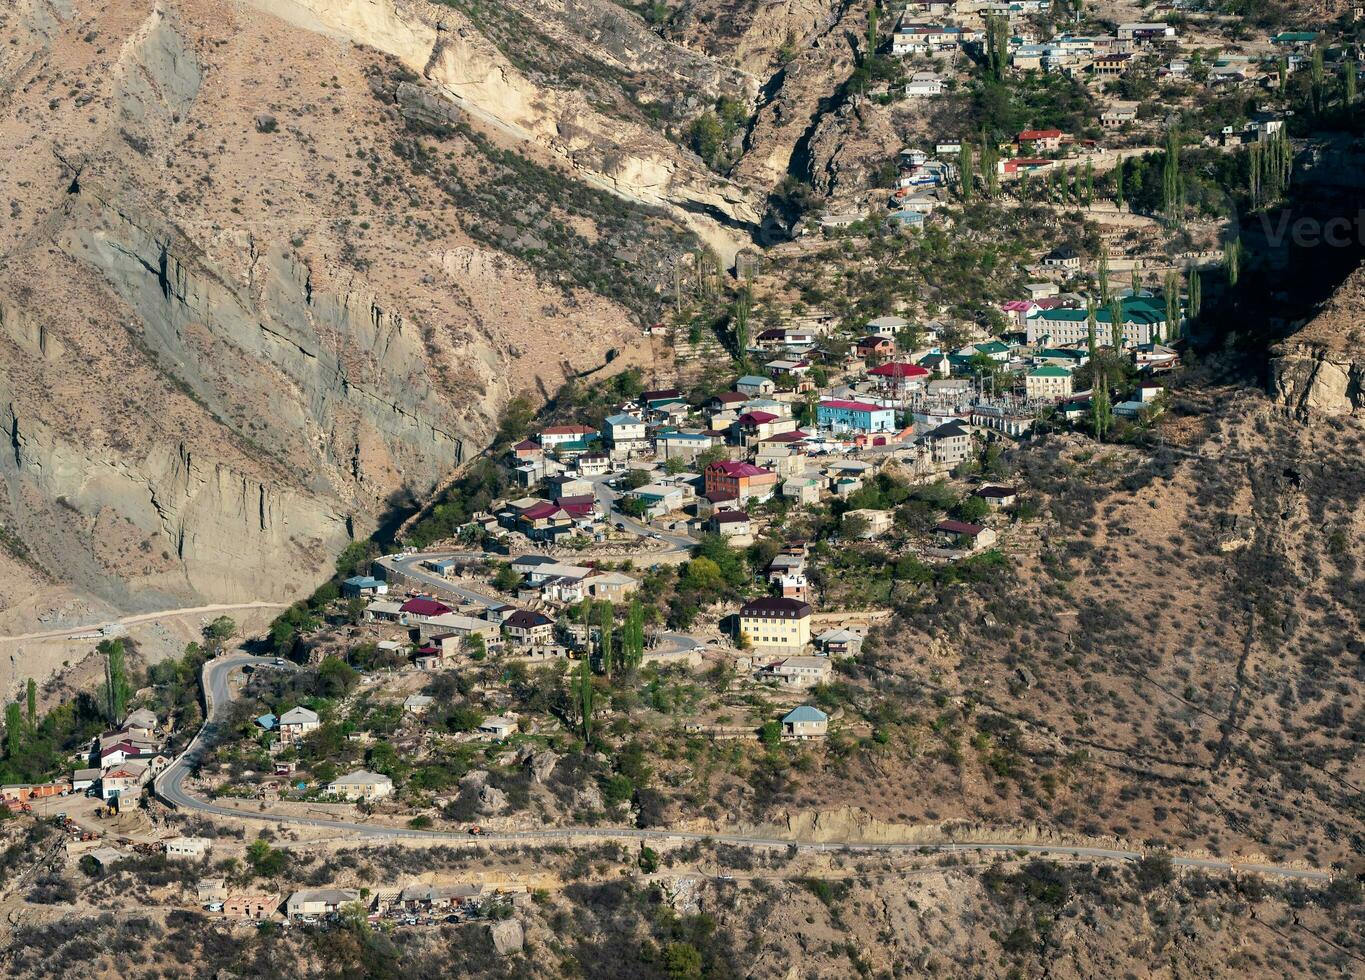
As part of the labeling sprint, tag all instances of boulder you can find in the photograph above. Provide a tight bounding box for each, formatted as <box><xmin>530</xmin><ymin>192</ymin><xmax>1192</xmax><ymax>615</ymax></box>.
<box><xmin>525</xmin><ymin>749</ymin><xmax>559</xmax><ymax>784</ymax></box>
<box><xmin>478</xmin><ymin>784</ymin><xmax>508</xmax><ymax>814</ymax></box>
<box><xmin>487</xmin><ymin>918</ymin><xmax>524</xmax><ymax>954</ymax></box>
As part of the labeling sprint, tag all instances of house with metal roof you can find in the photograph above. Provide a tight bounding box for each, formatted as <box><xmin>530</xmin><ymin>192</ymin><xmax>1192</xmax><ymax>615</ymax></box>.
<box><xmin>781</xmin><ymin>705</ymin><xmax>829</xmax><ymax>739</ymax></box>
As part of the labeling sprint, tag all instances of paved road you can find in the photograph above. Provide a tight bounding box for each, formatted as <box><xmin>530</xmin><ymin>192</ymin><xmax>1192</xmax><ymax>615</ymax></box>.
<box><xmin>378</xmin><ymin>553</ymin><xmax>508</xmax><ymax>609</ymax></box>
<box><xmin>586</xmin><ymin>473</ymin><xmax>696</xmax><ymax>556</ymax></box>
<box><xmin>154</xmin><ymin>654</ymin><xmax>296</xmax><ymax>812</ymax></box>
<box><xmin>0</xmin><ymin>602</ymin><xmax>290</xmax><ymax>644</ymax></box>
<box><xmin>152</xmin><ymin>655</ymin><xmax>1335</xmax><ymax>882</ymax></box>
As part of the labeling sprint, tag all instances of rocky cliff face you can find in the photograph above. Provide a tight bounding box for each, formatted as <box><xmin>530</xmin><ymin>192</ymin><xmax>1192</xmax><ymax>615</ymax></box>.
<box><xmin>0</xmin><ymin>0</ymin><xmax>655</xmax><ymax>620</ymax></box>
<box><xmin>256</xmin><ymin>0</ymin><xmax>766</xmax><ymax>258</ymax></box>
<box><xmin>1270</xmin><ymin>263</ymin><xmax>1365</xmax><ymax>416</ymax></box>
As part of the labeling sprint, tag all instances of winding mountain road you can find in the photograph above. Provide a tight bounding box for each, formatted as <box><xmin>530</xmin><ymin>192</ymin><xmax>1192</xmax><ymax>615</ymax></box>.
<box><xmin>0</xmin><ymin>602</ymin><xmax>289</xmax><ymax>644</ymax></box>
<box><xmin>153</xmin><ymin>655</ymin><xmax>1337</xmax><ymax>883</ymax></box>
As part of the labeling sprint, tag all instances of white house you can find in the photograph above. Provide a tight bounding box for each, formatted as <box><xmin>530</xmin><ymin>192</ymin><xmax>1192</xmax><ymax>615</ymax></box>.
<box><xmin>164</xmin><ymin>837</ymin><xmax>212</xmax><ymax>859</ymax></box>
<box><xmin>286</xmin><ymin>889</ymin><xmax>361</xmax><ymax>919</ymax></box>
<box><xmin>278</xmin><ymin>706</ymin><xmax>321</xmax><ymax>744</ymax></box>
<box><xmin>326</xmin><ymin>770</ymin><xmax>394</xmax><ymax>803</ymax></box>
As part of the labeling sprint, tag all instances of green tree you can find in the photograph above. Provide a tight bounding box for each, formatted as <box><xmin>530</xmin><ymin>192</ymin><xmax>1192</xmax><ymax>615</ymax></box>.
<box><xmin>203</xmin><ymin>616</ymin><xmax>236</xmax><ymax>656</ymax></box>
<box><xmin>25</xmin><ymin>679</ymin><xmax>35</xmax><ymax>728</ymax></box>
<box><xmin>622</xmin><ymin>600</ymin><xmax>646</xmax><ymax>671</ymax></box>
<box><xmin>1091</xmin><ymin>366</ymin><xmax>1112</xmax><ymax>440</ymax></box>
<box><xmin>246</xmin><ymin>839</ymin><xmax>288</xmax><ymax>877</ymax></box>
<box><xmin>663</xmin><ymin>942</ymin><xmax>704</xmax><ymax>980</ymax></box>
<box><xmin>1187</xmin><ymin>266</ymin><xmax>1202</xmax><ymax>322</ymax></box>
<box><xmin>493</xmin><ymin>563</ymin><xmax>522</xmax><ymax>593</ymax></box>
<box><xmin>959</xmin><ymin>142</ymin><xmax>975</xmax><ymax>201</ymax></box>
<box><xmin>954</xmin><ymin>494</ymin><xmax>990</xmax><ymax>523</ymax></box>
<box><xmin>317</xmin><ymin>656</ymin><xmax>359</xmax><ymax>698</ymax></box>
<box><xmin>1311</xmin><ymin>47</ymin><xmax>1325</xmax><ymax>117</ymax></box>
<box><xmin>732</xmin><ymin>286</ymin><xmax>752</xmax><ymax>354</ymax></box>
<box><xmin>4</xmin><ymin>703</ymin><xmax>23</xmax><ymax>761</ymax></box>
<box><xmin>1224</xmin><ymin>236</ymin><xmax>1242</xmax><ymax>289</ymax></box>
<box><xmin>1108</xmin><ymin>295</ymin><xmax>1125</xmax><ymax>352</ymax></box>
<box><xmin>598</xmin><ymin>600</ymin><xmax>615</xmax><ymax>678</ymax></box>
<box><xmin>979</xmin><ymin>133</ymin><xmax>999</xmax><ymax>197</ymax></box>
<box><xmin>1161</xmin><ymin>128</ymin><xmax>1183</xmax><ymax>226</ymax></box>
<box><xmin>866</xmin><ymin>1</ymin><xmax>878</xmax><ymax>55</ymax></box>
<box><xmin>1164</xmin><ymin>272</ymin><xmax>1180</xmax><ymax>342</ymax></box>
<box><xmin>759</xmin><ymin>720</ymin><xmax>782</xmax><ymax>746</ymax></box>
<box><xmin>99</xmin><ymin>639</ymin><xmax>130</xmax><ymax>725</ymax></box>
<box><xmin>576</xmin><ymin>656</ymin><xmax>594</xmax><ymax>744</ymax></box>
<box><xmin>1086</xmin><ymin>299</ymin><xmax>1098</xmax><ymax>361</ymax></box>
<box><xmin>1114</xmin><ymin>157</ymin><xmax>1125</xmax><ymax>210</ymax></box>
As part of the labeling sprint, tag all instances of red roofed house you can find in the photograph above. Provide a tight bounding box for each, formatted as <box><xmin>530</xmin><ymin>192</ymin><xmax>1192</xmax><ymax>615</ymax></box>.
<box><xmin>1001</xmin><ymin>301</ymin><xmax>1041</xmax><ymax>328</ymax></box>
<box><xmin>867</xmin><ymin>362</ymin><xmax>931</xmax><ymax>392</ymax></box>
<box><xmin>705</xmin><ymin>460</ymin><xmax>779</xmax><ymax>503</ymax></box>
<box><xmin>538</xmin><ymin>424</ymin><xmax>598</xmax><ymax>449</ymax></box>
<box><xmin>511</xmin><ymin>439</ymin><xmax>543</xmax><ymax>461</ymax></box>
<box><xmin>1017</xmin><ymin>129</ymin><xmax>1069</xmax><ymax>151</ymax></box>
<box><xmin>933</xmin><ymin>520</ymin><xmax>998</xmax><ymax>551</ymax></box>
<box><xmin>555</xmin><ymin>494</ymin><xmax>598</xmax><ymax>519</ymax></box>
<box><xmin>399</xmin><ymin>597</ymin><xmax>454</xmax><ymax>623</ymax></box>
<box><xmin>1002</xmin><ymin>158</ymin><xmax>1057</xmax><ymax>176</ymax></box>
<box><xmin>733</xmin><ymin>410</ymin><xmax>798</xmax><ymax>445</ymax></box>
<box><xmin>515</xmin><ymin>501</ymin><xmax>577</xmax><ymax>541</ymax></box>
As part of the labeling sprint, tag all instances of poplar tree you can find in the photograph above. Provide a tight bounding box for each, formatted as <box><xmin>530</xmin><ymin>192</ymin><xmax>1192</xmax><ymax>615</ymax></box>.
<box><xmin>980</xmin><ymin>133</ymin><xmax>999</xmax><ymax>197</ymax></box>
<box><xmin>598</xmin><ymin>600</ymin><xmax>615</xmax><ymax>678</ymax></box>
<box><xmin>1224</xmin><ymin>237</ymin><xmax>1242</xmax><ymax>289</ymax></box>
<box><xmin>1086</xmin><ymin>299</ymin><xmax>1099</xmax><ymax>361</ymax></box>
<box><xmin>1092</xmin><ymin>368</ymin><xmax>1112</xmax><ymax>440</ymax></box>
<box><xmin>1108</xmin><ymin>295</ymin><xmax>1125</xmax><ymax>352</ymax></box>
<box><xmin>100</xmin><ymin>638</ymin><xmax>129</xmax><ymax>725</ymax></box>
<box><xmin>732</xmin><ymin>287</ymin><xmax>752</xmax><ymax>355</ymax></box>
<box><xmin>1084</xmin><ymin>159</ymin><xmax>1094</xmax><ymax>206</ymax></box>
<box><xmin>1164</xmin><ymin>271</ymin><xmax>1180</xmax><ymax>342</ymax></box>
<box><xmin>3</xmin><ymin>703</ymin><xmax>22</xmax><ymax>761</ymax></box>
<box><xmin>1162</xmin><ymin>128</ymin><xmax>1183</xmax><ymax>226</ymax></box>
<box><xmin>576</xmin><ymin>657</ymin><xmax>594</xmax><ymax>744</ymax></box>
<box><xmin>960</xmin><ymin>143</ymin><xmax>975</xmax><ymax>200</ymax></box>
<box><xmin>25</xmin><ymin>679</ymin><xmax>35</xmax><ymax>728</ymax></box>
<box><xmin>1114</xmin><ymin>159</ymin><xmax>1126</xmax><ymax>209</ymax></box>
<box><xmin>623</xmin><ymin>600</ymin><xmax>646</xmax><ymax>671</ymax></box>
<box><xmin>1311</xmin><ymin>47</ymin><xmax>1325</xmax><ymax>117</ymax></box>
<box><xmin>1188</xmin><ymin>267</ymin><xmax>1202</xmax><ymax>322</ymax></box>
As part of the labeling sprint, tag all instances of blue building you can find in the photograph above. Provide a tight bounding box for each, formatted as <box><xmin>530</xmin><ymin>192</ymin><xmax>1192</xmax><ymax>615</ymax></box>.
<box><xmin>817</xmin><ymin>399</ymin><xmax>897</xmax><ymax>433</ymax></box>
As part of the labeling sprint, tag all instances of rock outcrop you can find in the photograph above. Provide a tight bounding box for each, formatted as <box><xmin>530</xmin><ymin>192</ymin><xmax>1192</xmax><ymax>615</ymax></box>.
<box><xmin>1271</xmin><ymin>262</ymin><xmax>1365</xmax><ymax>416</ymax></box>
<box><xmin>249</xmin><ymin>0</ymin><xmax>765</xmax><ymax>258</ymax></box>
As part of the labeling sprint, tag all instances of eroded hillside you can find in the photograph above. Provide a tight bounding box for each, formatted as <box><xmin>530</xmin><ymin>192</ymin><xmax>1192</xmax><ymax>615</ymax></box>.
<box><xmin>0</xmin><ymin>0</ymin><xmax>705</xmax><ymax>630</ymax></box>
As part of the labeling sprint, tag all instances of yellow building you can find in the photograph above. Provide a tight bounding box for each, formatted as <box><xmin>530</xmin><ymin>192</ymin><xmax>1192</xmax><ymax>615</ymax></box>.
<box><xmin>1025</xmin><ymin>365</ymin><xmax>1073</xmax><ymax>400</ymax></box>
<box><xmin>739</xmin><ymin>597</ymin><xmax>813</xmax><ymax>652</ymax></box>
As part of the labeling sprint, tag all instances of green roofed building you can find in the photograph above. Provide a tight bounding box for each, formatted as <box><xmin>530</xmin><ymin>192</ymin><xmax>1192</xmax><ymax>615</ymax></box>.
<box><xmin>1025</xmin><ymin>296</ymin><xmax>1167</xmax><ymax>348</ymax></box>
<box><xmin>1271</xmin><ymin>32</ymin><xmax>1317</xmax><ymax>46</ymax></box>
